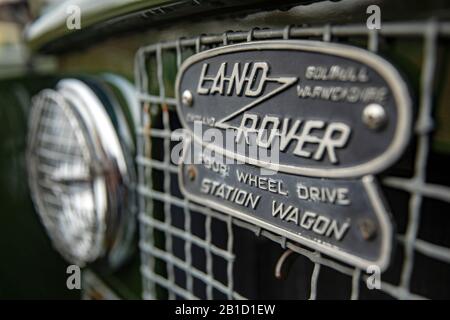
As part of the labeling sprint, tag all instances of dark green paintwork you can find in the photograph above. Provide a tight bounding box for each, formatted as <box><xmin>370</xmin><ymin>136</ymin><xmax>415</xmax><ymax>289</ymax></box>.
<box><xmin>0</xmin><ymin>76</ymin><xmax>80</xmax><ymax>299</ymax></box>
<box><xmin>0</xmin><ymin>75</ymin><xmax>142</xmax><ymax>299</ymax></box>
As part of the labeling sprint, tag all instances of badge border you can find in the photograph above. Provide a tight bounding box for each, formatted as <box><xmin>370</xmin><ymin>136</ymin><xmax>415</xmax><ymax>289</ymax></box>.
<box><xmin>175</xmin><ymin>40</ymin><xmax>412</xmax><ymax>179</ymax></box>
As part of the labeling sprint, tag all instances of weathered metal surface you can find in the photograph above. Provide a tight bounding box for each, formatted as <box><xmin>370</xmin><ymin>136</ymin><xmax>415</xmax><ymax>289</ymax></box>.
<box><xmin>179</xmin><ymin>139</ymin><xmax>393</xmax><ymax>269</ymax></box>
<box><xmin>176</xmin><ymin>40</ymin><xmax>412</xmax><ymax>178</ymax></box>
<box><xmin>174</xmin><ymin>40</ymin><xmax>405</xmax><ymax>269</ymax></box>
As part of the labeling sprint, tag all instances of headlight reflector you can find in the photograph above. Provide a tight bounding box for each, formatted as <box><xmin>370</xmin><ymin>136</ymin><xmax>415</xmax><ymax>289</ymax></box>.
<box><xmin>27</xmin><ymin>79</ymin><xmax>135</xmax><ymax>267</ymax></box>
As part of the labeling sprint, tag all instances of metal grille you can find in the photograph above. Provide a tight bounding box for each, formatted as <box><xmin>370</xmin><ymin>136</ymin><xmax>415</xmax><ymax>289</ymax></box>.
<box><xmin>82</xmin><ymin>270</ymin><xmax>120</xmax><ymax>300</ymax></box>
<box><xmin>135</xmin><ymin>21</ymin><xmax>450</xmax><ymax>300</ymax></box>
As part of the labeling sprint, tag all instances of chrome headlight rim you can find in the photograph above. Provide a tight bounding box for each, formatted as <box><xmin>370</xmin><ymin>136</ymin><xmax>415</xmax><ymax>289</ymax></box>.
<box><xmin>27</xmin><ymin>78</ymin><xmax>136</xmax><ymax>268</ymax></box>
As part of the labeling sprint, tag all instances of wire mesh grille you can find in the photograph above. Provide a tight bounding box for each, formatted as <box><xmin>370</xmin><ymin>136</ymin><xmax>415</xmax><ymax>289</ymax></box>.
<box><xmin>135</xmin><ymin>21</ymin><xmax>450</xmax><ymax>300</ymax></box>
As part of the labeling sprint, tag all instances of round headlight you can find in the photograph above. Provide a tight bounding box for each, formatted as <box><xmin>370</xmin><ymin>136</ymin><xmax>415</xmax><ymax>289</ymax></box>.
<box><xmin>27</xmin><ymin>79</ymin><xmax>135</xmax><ymax>267</ymax></box>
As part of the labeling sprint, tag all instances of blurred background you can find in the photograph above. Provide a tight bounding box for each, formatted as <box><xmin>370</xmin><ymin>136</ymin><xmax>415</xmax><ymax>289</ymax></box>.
<box><xmin>0</xmin><ymin>0</ymin><xmax>140</xmax><ymax>299</ymax></box>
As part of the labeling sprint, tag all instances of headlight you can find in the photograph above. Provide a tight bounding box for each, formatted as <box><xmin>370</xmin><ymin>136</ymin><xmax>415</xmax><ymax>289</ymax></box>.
<box><xmin>27</xmin><ymin>79</ymin><xmax>136</xmax><ymax>267</ymax></box>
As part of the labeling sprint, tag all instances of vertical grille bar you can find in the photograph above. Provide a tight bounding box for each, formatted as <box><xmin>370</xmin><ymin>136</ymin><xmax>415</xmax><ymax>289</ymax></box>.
<box><xmin>309</xmin><ymin>256</ymin><xmax>321</xmax><ymax>300</ymax></box>
<box><xmin>226</xmin><ymin>214</ymin><xmax>235</xmax><ymax>299</ymax></box>
<box><xmin>399</xmin><ymin>21</ymin><xmax>438</xmax><ymax>297</ymax></box>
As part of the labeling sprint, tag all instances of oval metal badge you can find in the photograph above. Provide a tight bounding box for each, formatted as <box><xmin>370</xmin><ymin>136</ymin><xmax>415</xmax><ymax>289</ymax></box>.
<box><xmin>176</xmin><ymin>40</ymin><xmax>411</xmax><ymax>178</ymax></box>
